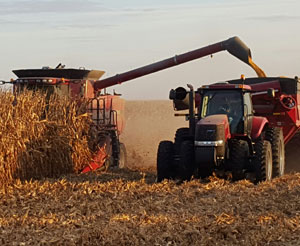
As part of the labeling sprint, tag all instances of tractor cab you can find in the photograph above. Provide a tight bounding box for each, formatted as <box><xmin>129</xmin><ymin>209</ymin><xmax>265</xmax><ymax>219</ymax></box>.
<box><xmin>198</xmin><ymin>83</ymin><xmax>253</xmax><ymax>135</ymax></box>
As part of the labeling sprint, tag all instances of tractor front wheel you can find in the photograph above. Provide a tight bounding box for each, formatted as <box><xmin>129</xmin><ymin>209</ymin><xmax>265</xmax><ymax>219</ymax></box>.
<box><xmin>174</xmin><ymin>128</ymin><xmax>191</xmax><ymax>154</ymax></box>
<box><xmin>179</xmin><ymin>140</ymin><xmax>195</xmax><ymax>181</ymax></box>
<box><xmin>229</xmin><ymin>140</ymin><xmax>248</xmax><ymax>180</ymax></box>
<box><xmin>157</xmin><ymin>141</ymin><xmax>174</xmax><ymax>182</ymax></box>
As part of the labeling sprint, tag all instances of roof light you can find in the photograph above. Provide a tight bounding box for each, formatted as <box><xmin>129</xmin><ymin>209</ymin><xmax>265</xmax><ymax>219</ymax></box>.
<box><xmin>235</xmin><ymin>84</ymin><xmax>246</xmax><ymax>89</ymax></box>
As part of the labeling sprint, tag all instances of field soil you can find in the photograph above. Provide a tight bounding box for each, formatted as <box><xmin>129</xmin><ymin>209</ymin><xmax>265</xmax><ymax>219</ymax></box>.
<box><xmin>0</xmin><ymin>171</ymin><xmax>299</xmax><ymax>245</ymax></box>
<box><xmin>0</xmin><ymin>100</ymin><xmax>299</xmax><ymax>245</ymax></box>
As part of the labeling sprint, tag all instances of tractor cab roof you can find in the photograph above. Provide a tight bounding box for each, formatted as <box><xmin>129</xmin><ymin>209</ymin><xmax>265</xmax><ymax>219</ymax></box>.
<box><xmin>200</xmin><ymin>82</ymin><xmax>251</xmax><ymax>91</ymax></box>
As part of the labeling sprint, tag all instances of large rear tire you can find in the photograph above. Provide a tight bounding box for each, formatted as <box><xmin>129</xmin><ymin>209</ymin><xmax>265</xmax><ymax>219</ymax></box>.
<box><xmin>254</xmin><ymin>140</ymin><xmax>273</xmax><ymax>182</ymax></box>
<box><xmin>174</xmin><ymin>128</ymin><xmax>191</xmax><ymax>154</ymax></box>
<box><xmin>179</xmin><ymin>140</ymin><xmax>195</xmax><ymax>181</ymax></box>
<box><xmin>157</xmin><ymin>141</ymin><xmax>174</xmax><ymax>182</ymax></box>
<box><xmin>265</xmin><ymin>127</ymin><xmax>285</xmax><ymax>177</ymax></box>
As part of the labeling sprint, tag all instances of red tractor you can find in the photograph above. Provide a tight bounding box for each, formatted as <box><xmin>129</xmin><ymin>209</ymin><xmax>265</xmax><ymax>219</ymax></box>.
<box><xmin>159</xmin><ymin>73</ymin><xmax>300</xmax><ymax>183</ymax></box>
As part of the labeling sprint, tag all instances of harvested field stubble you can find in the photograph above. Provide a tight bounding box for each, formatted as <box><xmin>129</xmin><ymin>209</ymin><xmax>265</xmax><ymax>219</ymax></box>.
<box><xmin>0</xmin><ymin>95</ymin><xmax>299</xmax><ymax>245</ymax></box>
<box><xmin>0</xmin><ymin>91</ymin><xmax>93</xmax><ymax>185</ymax></box>
<box><xmin>0</xmin><ymin>170</ymin><xmax>299</xmax><ymax>245</ymax></box>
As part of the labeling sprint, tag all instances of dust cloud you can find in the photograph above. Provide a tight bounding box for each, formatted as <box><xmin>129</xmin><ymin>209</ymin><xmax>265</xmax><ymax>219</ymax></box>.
<box><xmin>120</xmin><ymin>100</ymin><xmax>187</xmax><ymax>170</ymax></box>
<box><xmin>285</xmin><ymin>132</ymin><xmax>300</xmax><ymax>173</ymax></box>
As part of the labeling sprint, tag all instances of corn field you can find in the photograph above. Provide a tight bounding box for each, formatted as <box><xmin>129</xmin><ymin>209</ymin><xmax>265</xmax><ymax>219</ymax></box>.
<box><xmin>0</xmin><ymin>90</ymin><xmax>93</xmax><ymax>186</ymax></box>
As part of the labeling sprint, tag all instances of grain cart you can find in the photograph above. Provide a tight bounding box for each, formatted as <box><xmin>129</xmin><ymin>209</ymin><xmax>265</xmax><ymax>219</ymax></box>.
<box><xmin>162</xmin><ymin>75</ymin><xmax>300</xmax><ymax>183</ymax></box>
<box><xmin>0</xmin><ymin>36</ymin><xmax>268</xmax><ymax>173</ymax></box>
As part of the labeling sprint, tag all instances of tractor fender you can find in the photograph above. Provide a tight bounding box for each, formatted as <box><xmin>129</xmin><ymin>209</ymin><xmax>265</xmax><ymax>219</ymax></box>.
<box><xmin>251</xmin><ymin>116</ymin><xmax>269</xmax><ymax>140</ymax></box>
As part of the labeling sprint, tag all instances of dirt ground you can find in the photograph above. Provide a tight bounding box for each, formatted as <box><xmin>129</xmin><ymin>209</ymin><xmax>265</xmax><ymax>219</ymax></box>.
<box><xmin>0</xmin><ymin>100</ymin><xmax>299</xmax><ymax>245</ymax></box>
<box><xmin>120</xmin><ymin>100</ymin><xmax>187</xmax><ymax>170</ymax></box>
<box><xmin>121</xmin><ymin>100</ymin><xmax>300</xmax><ymax>173</ymax></box>
<box><xmin>0</xmin><ymin>170</ymin><xmax>299</xmax><ymax>246</ymax></box>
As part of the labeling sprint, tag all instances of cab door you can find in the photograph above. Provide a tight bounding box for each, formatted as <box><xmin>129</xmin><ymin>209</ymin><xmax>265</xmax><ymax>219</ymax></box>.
<box><xmin>243</xmin><ymin>92</ymin><xmax>253</xmax><ymax>135</ymax></box>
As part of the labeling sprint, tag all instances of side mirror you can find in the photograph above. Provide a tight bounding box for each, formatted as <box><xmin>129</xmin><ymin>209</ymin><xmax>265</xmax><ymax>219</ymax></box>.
<box><xmin>267</xmin><ymin>88</ymin><xmax>276</xmax><ymax>98</ymax></box>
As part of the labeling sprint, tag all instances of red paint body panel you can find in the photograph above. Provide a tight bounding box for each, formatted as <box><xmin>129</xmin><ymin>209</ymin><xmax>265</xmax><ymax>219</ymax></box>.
<box><xmin>250</xmin><ymin>80</ymin><xmax>281</xmax><ymax>92</ymax></box>
<box><xmin>251</xmin><ymin>116</ymin><xmax>269</xmax><ymax>140</ymax></box>
<box><xmin>249</xmin><ymin>79</ymin><xmax>300</xmax><ymax>143</ymax></box>
<box><xmin>198</xmin><ymin>114</ymin><xmax>231</xmax><ymax>140</ymax></box>
<box><xmin>81</xmin><ymin>145</ymin><xmax>107</xmax><ymax>173</ymax></box>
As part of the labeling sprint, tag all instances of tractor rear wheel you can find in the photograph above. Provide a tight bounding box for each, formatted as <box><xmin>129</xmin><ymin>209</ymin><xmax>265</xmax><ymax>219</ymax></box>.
<box><xmin>229</xmin><ymin>139</ymin><xmax>248</xmax><ymax>180</ymax></box>
<box><xmin>174</xmin><ymin>128</ymin><xmax>191</xmax><ymax>154</ymax></box>
<box><xmin>157</xmin><ymin>141</ymin><xmax>174</xmax><ymax>182</ymax></box>
<box><xmin>179</xmin><ymin>140</ymin><xmax>195</xmax><ymax>181</ymax></box>
<box><xmin>254</xmin><ymin>140</ymin><xmax>273</xmax><ymax>182</ymax></box>
<box><xmin>265</xmin><ymin>127</ymin><xmax>285</xmax><ymax>177</ymax></box>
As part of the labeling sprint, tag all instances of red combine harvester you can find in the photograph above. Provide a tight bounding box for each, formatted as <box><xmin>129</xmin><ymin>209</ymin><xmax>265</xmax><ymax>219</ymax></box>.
<box><xmin>1</xmin><ymin>36</ymin><xmax>298</xmax><ymax>179</ymax></box>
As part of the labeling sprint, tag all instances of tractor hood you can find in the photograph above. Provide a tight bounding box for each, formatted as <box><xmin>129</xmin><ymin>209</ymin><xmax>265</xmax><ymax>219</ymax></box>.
<box><xmin>195</xmin><ymin>114</ymin><xmax>231</xmax><ymax>142</ymax></box>
<box><xmin>197</xmin><ymin>114</ymin><xmax>229</xmax><ymax>126</ymax></box>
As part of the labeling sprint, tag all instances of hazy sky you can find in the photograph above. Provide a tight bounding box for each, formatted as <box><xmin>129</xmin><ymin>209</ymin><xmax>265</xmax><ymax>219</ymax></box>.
<box><xmin>1</xmin><ymin>0</ymin><xmax>300</xmax><ymax>99</ymax></box>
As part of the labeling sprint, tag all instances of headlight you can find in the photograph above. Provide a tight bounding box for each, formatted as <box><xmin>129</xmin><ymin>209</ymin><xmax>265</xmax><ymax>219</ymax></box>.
<box><xmin>194</xmin><ymin>140</ymin><xmax>224</xmax><ymax>147</ymax></box>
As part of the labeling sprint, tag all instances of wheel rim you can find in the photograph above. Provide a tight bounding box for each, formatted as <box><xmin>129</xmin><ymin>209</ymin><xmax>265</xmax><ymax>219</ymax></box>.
<box><xmin>266</xmin><ymin>150</ymin><xmax>272</xmax><ymax>181</ymax></box>
<box><xmin>279</xmin><ymin>140</ymin><xmax>285</xmax><ymax>176</ymax></box>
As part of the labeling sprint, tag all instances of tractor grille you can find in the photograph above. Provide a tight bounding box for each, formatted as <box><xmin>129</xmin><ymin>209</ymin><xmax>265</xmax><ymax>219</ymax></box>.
<box><xmin>195</xmin><ymin>125</ymin><xmax>224</xmax><ymax>141</ymax></box>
